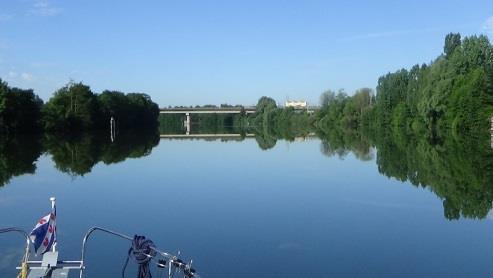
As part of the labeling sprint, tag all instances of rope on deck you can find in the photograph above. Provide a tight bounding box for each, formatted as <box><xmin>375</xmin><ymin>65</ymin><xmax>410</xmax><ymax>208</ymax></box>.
<box><xmin>122</xmin><ymin>235</ymin><xmax>157</xmax><ymax>278</ymax></box>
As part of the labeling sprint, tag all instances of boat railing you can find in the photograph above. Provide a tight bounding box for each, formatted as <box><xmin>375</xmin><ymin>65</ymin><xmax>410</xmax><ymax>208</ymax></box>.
<box><xmin>81</xmin><ymin>226</ymin><xmax>197</xmax><ymax>277</ymax></box>
<box><xmin>0</xmin><ymin>227</ymin><xmax>30</xmax><ymax>264</ymax></box>
<box><xmin>0</xmin><ymin>226</ymin><xmax>198</xmax><ymax>278</ymax></box>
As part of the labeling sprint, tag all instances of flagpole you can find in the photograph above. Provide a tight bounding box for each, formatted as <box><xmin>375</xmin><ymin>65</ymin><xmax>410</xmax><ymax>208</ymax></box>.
<box><xmin>50</xmin><ymin>197</ymin><xmax>56</xmax><ymax>252</ymax></box>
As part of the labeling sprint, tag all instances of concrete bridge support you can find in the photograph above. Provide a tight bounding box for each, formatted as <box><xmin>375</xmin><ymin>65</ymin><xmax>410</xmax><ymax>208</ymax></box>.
<box><xmin>184</xmin><ymin>113</ymin><xmax>191</xmax><ymax>135</ymax></box>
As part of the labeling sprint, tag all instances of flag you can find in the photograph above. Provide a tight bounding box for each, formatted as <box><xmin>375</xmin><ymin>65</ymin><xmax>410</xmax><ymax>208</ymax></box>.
<box><xmin>29</xmin><ymin>205</ymin><xmax>56</xmax><ymax>255</ymax></box>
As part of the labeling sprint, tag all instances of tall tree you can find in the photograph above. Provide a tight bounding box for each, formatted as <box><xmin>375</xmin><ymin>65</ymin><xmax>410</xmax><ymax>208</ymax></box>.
<box><xmin>42</xmin><ymin>82</ymin><xmax>99</xmax><ymax>132</ymax></box>
<box><xmin>0</xmin><ymin>79</ymin><xmax>43</xmax><ymax>134</ymax></box>
<box><xmin>320</xmin><ymin>90</ymin><xmax>335</xmax><ymax>107</ymax></box>
<box><xmin>444</xmin><ymin>33</ymin><xmax>461</xmax><ymax>57</ymax></box>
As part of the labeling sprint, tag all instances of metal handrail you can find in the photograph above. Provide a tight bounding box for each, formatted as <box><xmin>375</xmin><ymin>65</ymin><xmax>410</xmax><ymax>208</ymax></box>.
<box><xmin>1</xmin><ymin>226</ymin><xmax>197</xmax><ymax>278</ymax></box>
<box><xmin>0</xmin><ymin>227</ymin><xmax>31</xmax><ymax>264</ymax></box>
<box><xmin>80</xmin><ymin>226</ymin><xmax>196</xmax><ymax>278</ymax></box>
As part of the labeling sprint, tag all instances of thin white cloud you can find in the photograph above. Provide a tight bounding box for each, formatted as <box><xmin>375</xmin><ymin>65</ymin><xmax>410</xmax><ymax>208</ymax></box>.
<box><xmin>482</xmin><ymin>16</ymin><xmax>493</xmax><ymax>34</ymax></box>
<box><xmin>30</xmin><ymin>0</ymin><xmax>62</xmax><ymax>17</ymax></box>
<box><xmin>21</xmin><ymin>73</ymin><xmax>34</xmax><ymax>81</ymax></box>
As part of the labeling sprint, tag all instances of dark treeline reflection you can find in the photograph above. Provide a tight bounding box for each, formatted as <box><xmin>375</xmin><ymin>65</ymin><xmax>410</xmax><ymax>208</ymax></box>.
<box><xmin>372</xmin><ymin>130</ymin><xmax>493</xmax><ymax>220</ymax></box>
<box><xmin>0</xmin><ymin>131</ymin><xmax>159</xmax><ymax>185</ymax></box>
<box><xmin>319</xmin><ymin>125</ymin><xmax>493</xmax><ymax>220</ymax></box>
<box><xmin>317</xmin><ymin>128</ymin><xmax>374</xmax><ymax>161</ymax></box>
<box><xmin>159</xmin><ymin>113</ymin><xmax>245</xmax><ymax>135</ymax></box>
<box><xmin>44</xmin><ymin>131</ymin><xmax>159</xmax><ymax>176</ymax></box>
<box><xmin>228</xmin><ymin>95</ymin><xmax>493</xmax><ymax>221</ymax></box>
<box><xmin>0</xmin><ymin>135</ymin><xmax>43</xmax><ymax>186</ymax></box>
<box><xmin>4</xmin><ymin>117</ymin><xmax>493</xmax><ymax>220</ymax></box>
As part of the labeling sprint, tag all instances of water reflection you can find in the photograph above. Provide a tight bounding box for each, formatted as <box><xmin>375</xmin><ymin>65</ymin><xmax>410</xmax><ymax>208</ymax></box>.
<box><xmin>0</xmin><ymin>135</ymin><xmax>43</xmax><ymax>186</ymax></box>
<box><xmin>0</xmin><ymin>130</ymin><xmax>160</xmax><ymax>184</ymax></box>
<box><xmin>45</xmin><ymin>131</ymin><xmax>159</xmax><ymax>176</ymax></box>
<box><xmin>316</xmin><ymin>126</ymin><xmax>493</xmax><ymax>220</ymax></box>
<box><xmin>317</xmin><ymin>129</ymin><xmax>374</xmax><ymax>161</ymax></box>
<box><xmin>248</xmin><ymin>125</ymin><xmax>493</xmax><ymax>220</ymax></box>
<box><xmin>371</xmin><ymin>130</ymin><xmax>493</xmax><ymax>220</ymax></box>
<box><xmin>2</xmin><ymin>126</ymin><xmax>493</xmax><ymax>221</ymax></box>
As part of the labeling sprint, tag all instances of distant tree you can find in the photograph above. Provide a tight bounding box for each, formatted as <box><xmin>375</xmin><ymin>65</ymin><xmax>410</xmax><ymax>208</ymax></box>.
<box><xmin>353</xmin><ymin>88</ymin><xmax>373</xmax><ymax>111</ymax></box>
<box><xmin>98</xmin><ymin>90</ymin><xmax>129</xmax><ymax>128</ymax></box>
<box><xmin>0</xmin><ymin>78</ymin><xmax>43</xmax><ymax>134</ymax></box>
<box><xmin>320</xmin><ymin>90</ymin><xmax>335</xmax><ymax>107</ymax></box>
<box><xmin>444</xmin><ymin>33</ymin><xmax>461</xmax><ymax>57</ymax></box>
<box><xmin>256</xmin><ymin>96</ymin><xmax>277</xmax><ymax>114</ymax></box>
<box><xmin>42</xmin><ymin>82</ymin><xmax>99</xmax><ymax>132</ymax></box>
<box><xmin>125</xmin><ymin>93</ymin><xmax>159</xmax><ymax>128</ymax></box>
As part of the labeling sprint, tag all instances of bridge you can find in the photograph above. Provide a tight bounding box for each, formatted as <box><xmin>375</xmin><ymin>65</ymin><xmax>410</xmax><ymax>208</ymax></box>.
<box><xmin>160</xmin><ymin>107</ymin><xmax>256</xmax><ymax>134</ymax></box>
<box><xmin>160</xmin><ymin>133</ymin><xmax>256</xmax><ymax>139</ymax></box>
<box><xmin>160</xmin><ymin>106</ymin><xmax>257</xmax><ymax>114</ymax></box>
<box><xmin>159</xmin><ymin>132</ymin><xmax>318</xmax><ymax>141</ymax></box>
<box><xmin>159</xmin><ymin>106</ymin><xmax>319</xmax><ymax>134</ymax></box>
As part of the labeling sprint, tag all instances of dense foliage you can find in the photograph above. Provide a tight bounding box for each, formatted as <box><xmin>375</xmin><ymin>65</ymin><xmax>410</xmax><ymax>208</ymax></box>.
<box><xmin>313</xmin><ymin>33</ymin><xmax>493</xmax><ymax>220</ymax></box>
<box><xmin>0</xmin><ymin>80</ymin><xmax>159</xmax><ymax>134</ymax></box>
<box><xmin>43</xmin><ymin>83</ymin><xmax>159</xmax><ymax>133</ymax></box>
<box><xmin>42</xmin><ymin>82</ymin><xmax>100</xmax><ymax>132</ymax></box>
<box><xmin>371</xmin><ymin>34</ymin><xmax>493</xmax><ymax>136</ymax></box>
<box><xmin>315</xmin><ymin>34</ymin><xmax>493</xmax><ymax>139</ymax></box>
<box><xmin>249</xmin><ymin>96</ymin><xmax>315</xmax><ymax>149</ymax></box>
<box><xmin>0</xmin><ymin>79</ymin><xmax>43</xmax><ymax>134</ymax></box>
<box><xmin>316</xmin><ymin>88</ymin><xmax>374</xmax><ymax>132</ymax></box>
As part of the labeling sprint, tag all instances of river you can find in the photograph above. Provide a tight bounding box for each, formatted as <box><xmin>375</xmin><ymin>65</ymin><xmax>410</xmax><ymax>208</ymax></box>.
<box><xmin>1</xmin><ymin>131</ymin><xmax>493</xmax><ymax>277</ymax></box>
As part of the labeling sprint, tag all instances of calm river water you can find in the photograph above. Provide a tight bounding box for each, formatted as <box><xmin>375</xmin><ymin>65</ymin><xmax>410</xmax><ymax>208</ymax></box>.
<box><xmin>1</xmin><ymin>133</ymin><xmax>493</xmax><ymax>277</ymax></box>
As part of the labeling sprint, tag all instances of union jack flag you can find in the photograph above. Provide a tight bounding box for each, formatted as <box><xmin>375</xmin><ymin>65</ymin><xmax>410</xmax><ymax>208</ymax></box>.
<box><xmin>29</xmin><ymin>205</ymin><xmax>56</xmax><ymax>255</ymax></box>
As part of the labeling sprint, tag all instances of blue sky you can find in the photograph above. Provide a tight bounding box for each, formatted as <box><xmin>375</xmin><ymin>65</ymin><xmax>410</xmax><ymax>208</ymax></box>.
<box><xmin>0</xmin><ymin>0</ymin><xmax>492</xmax><ymax>106</ymax></box>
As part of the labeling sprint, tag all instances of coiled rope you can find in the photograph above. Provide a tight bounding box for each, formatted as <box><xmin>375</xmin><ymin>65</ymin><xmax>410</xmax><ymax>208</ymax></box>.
<box><xmin>122</xmin><ymin>235</ymin><xmax>157</xmax><ymax>278</ymax></box>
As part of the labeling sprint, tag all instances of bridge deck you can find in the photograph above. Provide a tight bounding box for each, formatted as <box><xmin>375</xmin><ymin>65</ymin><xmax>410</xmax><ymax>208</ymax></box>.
<box><xmin>160</xmin><ymin>133</ymin><xmax>256</xmax><ymax>138</ymax></box>
<box><xmin>160</xmin><ymin>107</ymin><xmax>256</xmax><ymax>114</ymax></box>
<box><xmin>159</xmin><ymin>106</ymin><xmax>319</xmax><ymax>114</ymax></box>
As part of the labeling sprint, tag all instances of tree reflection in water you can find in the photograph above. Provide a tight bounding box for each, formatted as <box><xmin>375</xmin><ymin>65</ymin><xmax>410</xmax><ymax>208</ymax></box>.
<box><xmin>0</xmin><ymin>130</ymin><xmax>159</xmax><ymax>184</ymax></box>
<box><xmin>2</xmin><ymin>124</ymin><xmax>493</xmax><ymax>221</ymax></box>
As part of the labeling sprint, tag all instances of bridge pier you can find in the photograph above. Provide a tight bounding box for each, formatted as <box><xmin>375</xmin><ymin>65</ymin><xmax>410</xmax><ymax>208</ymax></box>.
<box><xmin>185</xmin><ymin>113</ymin><xmax>191</xmax><ymax>135</ymax></box>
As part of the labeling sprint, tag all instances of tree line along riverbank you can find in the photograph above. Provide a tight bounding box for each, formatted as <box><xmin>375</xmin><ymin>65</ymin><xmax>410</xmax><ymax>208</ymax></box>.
<box><xmin>1</xmin><ymin>33</ymin><xmax>492</xmax><ymax>141</ymax></box>
<box><xmin>0</xmin><ymin>81</ymin><xmax>159</xmax><ymax>135</ymax></box>
<box><xmin>174</xmin><ymin>33</ymin><xmax>493</xmax><ymax>143</ymax></box>
<box><xmin>1</xmin><ymin>33</ymin><xmax>493</xmax><ymax>220</ymax></box>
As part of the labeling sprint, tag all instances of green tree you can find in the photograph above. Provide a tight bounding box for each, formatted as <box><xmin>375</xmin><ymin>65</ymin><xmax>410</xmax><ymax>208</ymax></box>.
<box><xmin>320</xmin><ymin>90</ymin><xmax>335</xmax><ymax>107</ymax></box>
<box><xmin>42</xmin><ymin>82</ymin><xmax>99</xmax><ymax>132</ymax></box>
<box><xmin>444</xmin><ymin>33</ymin><xmax>461</xmax><ymax>57</ymax></box>
<box><xmin>256</xmin><ymin>96</ymin><xmax>277</xmax><ymax>114</ymax></box>
<box><xmin>0</xmin><ymin>79</ymin><xmax>43</xmax><ymax>134</ymax></box>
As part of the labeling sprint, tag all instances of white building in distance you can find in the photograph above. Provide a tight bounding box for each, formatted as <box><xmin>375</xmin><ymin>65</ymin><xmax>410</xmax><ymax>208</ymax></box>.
<box><xmin>285</xmin><ymin>100</ymin><xmax>307</xmax><ymax>108</ymax></box>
